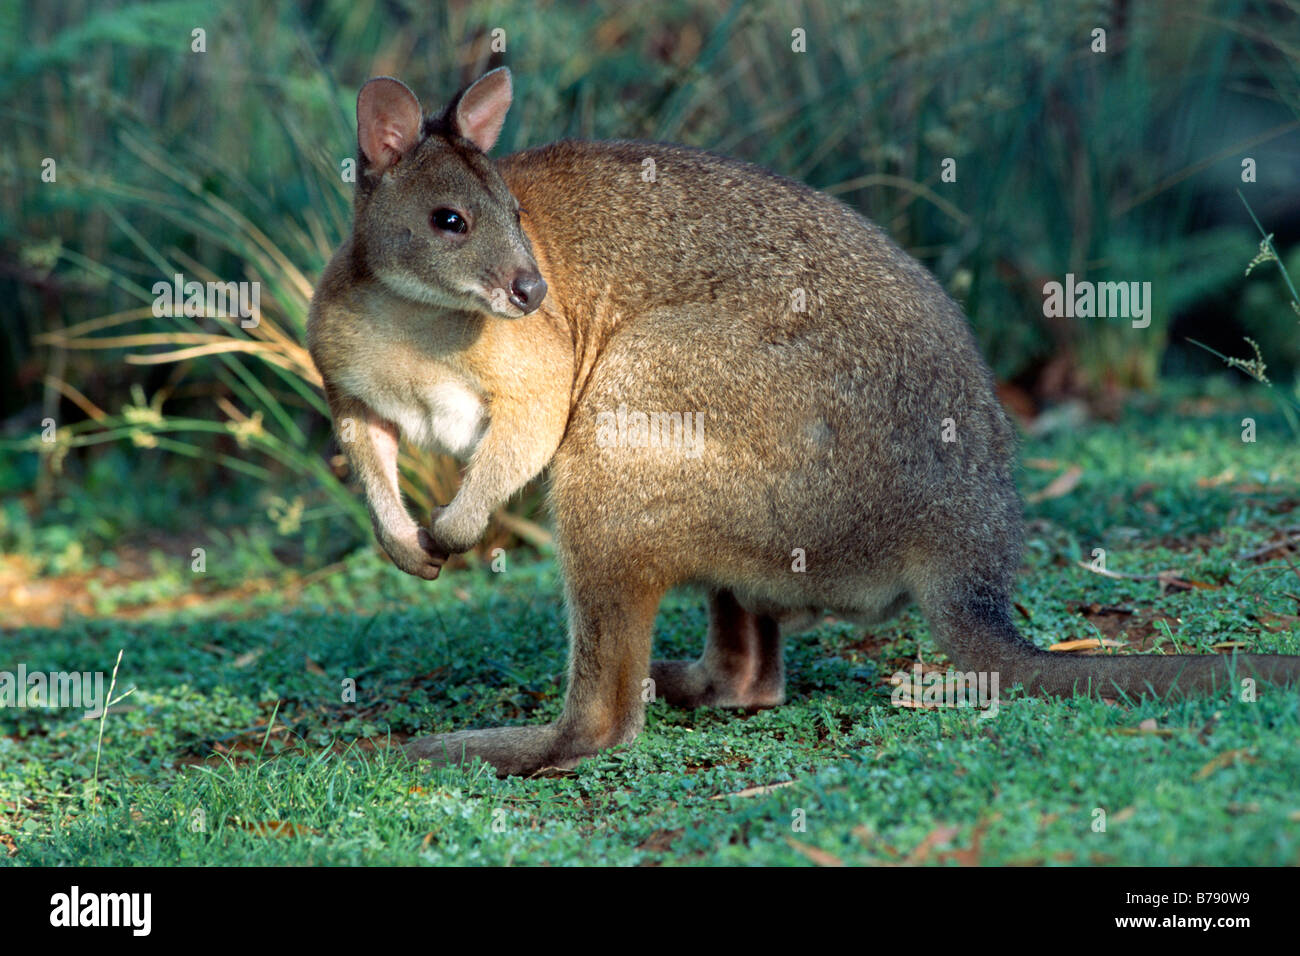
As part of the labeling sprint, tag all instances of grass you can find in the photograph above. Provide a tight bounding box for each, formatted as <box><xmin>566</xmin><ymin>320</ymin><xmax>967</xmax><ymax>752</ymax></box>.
<box><xmin>2</xmin><ymin>389</ymin><xmax>1299</xmax><ymax>865</ymax></box>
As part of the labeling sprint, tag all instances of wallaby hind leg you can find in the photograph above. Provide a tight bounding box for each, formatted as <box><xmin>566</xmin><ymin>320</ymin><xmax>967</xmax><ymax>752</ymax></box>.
<box><xmin>651</xmin><ymin>590</ymin><xmax>785</xmax><ymax>709</ymax></box>
<box><xmin>405</xmin><ymin>566</ymin><xmax>664</xmax><ymax>775</ymax></box>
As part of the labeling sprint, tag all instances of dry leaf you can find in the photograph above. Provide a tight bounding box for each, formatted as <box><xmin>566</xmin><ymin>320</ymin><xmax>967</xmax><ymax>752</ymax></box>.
<box><xmin>710</xmin><ymin>780</ymin><xmax>796</xmax><ymax>800</ymax></box>
<box><xmin>1195</xmin><ymin>749</ymin><xmax>1255</xmax><ymax>781</ymax></box>
<box><xmin>1256</xmin><ymin>613</ymin><xmax>1299</xmax><ymax>634</ymax></box>
<box><xmin>1111</xmin><ymin>727</ymin><xmax>1178</xmax><ymax>737</ymax></box>
<box><xmin>636</xmin><ymin>828</ymin><xmax>684</xmax><ymax>853</ymax></box>
<box><xmin>935</xmin><ymin>816</ymin><xmax>997</xmax><ymax>866</ymax></box>
<box><xmin>1112</xmin><ymin>806</ymin><xmax>1137</xmax><ymax>824</ymax></box>
<box><xmin>851</xmin><ymin>825</ymin><xmax>901</xmax><ymax>859</ymax></box>
<box><xmin>906</xmin><ymin>824</ymin><xmax>961</xmax><ymax>865</ymax></box>
<box><xmin>233</xmin><ymin>648</ymin><xmax>264</xmax><ymax>668</ymax></box>
<box><xmin>1048</xmin><ymin>637</ymin><xmax>1126</xmax><ymax>652</ymax></box>
<box><xmin>890</xmin><ymin>696</ymin><xmax>946</xmax><ymax>710</ymax></box>
<box><xmin>785</xmin><ymin>836</ymin><xmax>844</xmax><ymax>867</ymax></box>
<box><xmin>1027</xmin><ymin>465</ymin><xmax>1083</xmax><ymax>504</ymax></box>
<box><xmin>1196</xmin><ymin>468</ymin><xmax>1237</xmax><ymax>488</ymax></box>
<box><xmin>1167</xmin><ymin>576</ymin><xmax>1219</xmax><ymax>591</ymax></box>
<box><xmin>240</xmin><ymin>820</ymin><xmax>317</xmax><ymax>838</ymax></box>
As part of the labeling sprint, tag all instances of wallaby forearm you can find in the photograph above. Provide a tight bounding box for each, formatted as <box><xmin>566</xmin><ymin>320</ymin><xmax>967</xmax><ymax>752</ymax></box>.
<box><xmin>324</xmin><ymin>363</ymin><xmax>567</xmax><ymax>561</ymax></box>
<box><xmin>325</xmin><ymin>385</ymin><xmax>446</xmax><ymax>579</ymax></box>
<box><xmin>429</xmin><ymin>383</ymin><xmax>569</xmax><ymax>554</ymax></box>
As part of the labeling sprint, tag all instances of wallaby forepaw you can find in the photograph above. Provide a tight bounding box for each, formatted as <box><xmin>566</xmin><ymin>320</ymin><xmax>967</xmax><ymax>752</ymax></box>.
<box><xmin>426</xmin><ymin>505</ymin><xmax>487</xmax><ymax>556</ymax></box>
<box><xmin>380</xmin><ymin>527</ymin><xmax>447</xmax><ymax>580</ymax></box>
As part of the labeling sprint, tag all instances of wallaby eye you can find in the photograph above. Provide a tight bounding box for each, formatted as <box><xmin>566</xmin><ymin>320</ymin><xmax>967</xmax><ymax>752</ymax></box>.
<box><xmin>431</xmin><ymin>208</ymin><xmax>468</xmax><ymax>234</ymax></box>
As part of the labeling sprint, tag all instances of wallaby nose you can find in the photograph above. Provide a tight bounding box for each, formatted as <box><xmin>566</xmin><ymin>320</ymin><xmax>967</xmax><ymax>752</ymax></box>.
<box><xmin>508</xmin><ymin>272</ymin><xmax>547</xmax><ymax>314</ymax></box>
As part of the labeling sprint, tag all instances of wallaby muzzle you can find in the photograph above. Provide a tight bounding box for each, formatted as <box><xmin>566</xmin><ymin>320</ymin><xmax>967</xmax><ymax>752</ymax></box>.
<box><xmin>506</xmin><ymin>269</ymin><xmax>547</xmax><ymax>314</ymax></box>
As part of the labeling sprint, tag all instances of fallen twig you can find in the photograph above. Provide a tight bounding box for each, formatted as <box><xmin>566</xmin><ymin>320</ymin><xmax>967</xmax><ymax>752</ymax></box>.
<box><xmin>1238</xmin><ymin>533</ymin><xmax>1300</xmax><ymax>562</ymax></box>
<box><xmin>1074</xmin><ymin>562</ymin><xmax>1212</xmax><ymax>591</ymax></box>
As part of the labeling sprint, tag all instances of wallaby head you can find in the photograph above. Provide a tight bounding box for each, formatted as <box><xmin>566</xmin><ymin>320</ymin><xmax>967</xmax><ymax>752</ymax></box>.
<box><xmin>352</xmin><ymin>67</ymin><xmax>546</xmax><ymax>317</ymax></box>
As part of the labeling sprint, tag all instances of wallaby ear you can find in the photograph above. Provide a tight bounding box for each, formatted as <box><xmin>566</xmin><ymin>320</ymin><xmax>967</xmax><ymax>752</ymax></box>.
<box><xmin>453</xmin><ymin>67</ymin><xmax>512</xmax><ymax>152</ymax></box>
<box><xmin>357</xmin><ymin>77</ymin><xmax>423</xmax><ymax>175</ymax></box>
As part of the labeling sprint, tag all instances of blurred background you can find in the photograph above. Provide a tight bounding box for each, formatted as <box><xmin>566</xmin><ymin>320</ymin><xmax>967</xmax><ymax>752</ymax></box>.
<box><xmin>2</xmin><ymin>0</ymin><xmax>1298</xmax><ymax>617</ymax></box>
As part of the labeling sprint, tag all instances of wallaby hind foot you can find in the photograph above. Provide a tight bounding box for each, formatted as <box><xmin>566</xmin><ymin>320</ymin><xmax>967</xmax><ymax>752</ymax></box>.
<box><xmin>403</xmin><ymin>724</ymin><xmax>565</xmax><ymax>776</ymax></box>
<box><xmin>404</xmin><ymin>562</ymin><xmax>664</xmax><ymax>776</ymax></box>
<box><xmin>650</xmin><ymin>590</ymin><xmax>786</xmax><ymax>709</ymax></box>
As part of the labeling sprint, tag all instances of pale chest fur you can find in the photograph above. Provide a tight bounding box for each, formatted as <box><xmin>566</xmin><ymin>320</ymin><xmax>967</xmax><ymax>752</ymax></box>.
<box><xmin>333</xmin><ymin>330</ymin><xmax>488</xmax><ymax>460</ymax></box>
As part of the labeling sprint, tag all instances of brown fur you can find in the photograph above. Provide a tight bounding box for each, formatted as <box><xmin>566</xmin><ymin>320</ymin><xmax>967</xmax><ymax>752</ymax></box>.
<box><xmin>308</xmin><ymin>70</ymin><xmax>1300</xmax><ymax>776</ymax></box>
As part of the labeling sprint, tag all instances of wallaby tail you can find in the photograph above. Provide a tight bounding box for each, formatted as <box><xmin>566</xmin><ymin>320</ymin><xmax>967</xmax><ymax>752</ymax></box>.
<box><xmin>923</xmin><ymin>582</ymin><xmax>1300</xmax><ymax>699</ymax></box>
